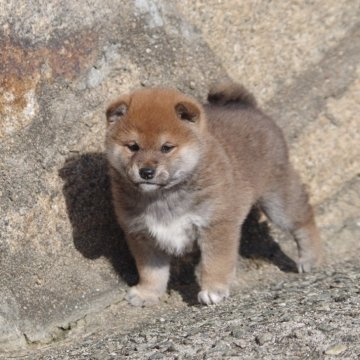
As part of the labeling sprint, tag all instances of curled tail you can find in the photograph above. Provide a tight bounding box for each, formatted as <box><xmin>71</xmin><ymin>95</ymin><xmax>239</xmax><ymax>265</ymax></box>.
<box><xmin>208</xmin><ymin>81</ymin><xmax>257</xmax><ymax>108</ymax></box>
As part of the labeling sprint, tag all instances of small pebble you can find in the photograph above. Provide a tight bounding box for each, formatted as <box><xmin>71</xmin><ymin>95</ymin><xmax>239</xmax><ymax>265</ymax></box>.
<box><xmin>324</xmin><ymin>344</ymin><xmax>347</xmax><ymax>355</ymax></box>
<box><xmin>317</xmin><ymin>323</ymin><xmax>333</xmax><ymax>332</ymax></box>
<box><xmin>317</xmin><ymin>303</ymin><xmax>331</xmax><ymax>311</ymax></box>
<box><xmin>231</xmin><ymin>328</ymin><xmax>246</xmax><ymax>339</ymax></box>
<box><xmin>233</xmin><ymin>339</ymin><xmax>247</xmax><ymax>349</ymax></box>
<box><xmin>148</xmin><ymin>352</ymin><xmax>165</xmax><ymax>360</ymax></box>
<box><xmin>255</xmin><ymin>333</ymin><xmax>273</xmax><ymax>345</ymax></box>
<box><xmin>292</xmin><ymin>329</ymin><xmax>305</xmax><ymax>339</ymax></box>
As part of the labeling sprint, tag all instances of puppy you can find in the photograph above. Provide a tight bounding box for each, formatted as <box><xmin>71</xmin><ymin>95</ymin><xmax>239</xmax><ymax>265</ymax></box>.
<box><xmin>105</xmin><ymin>82</ymin><xmax>322</xmax><ymax>306</ymax></box>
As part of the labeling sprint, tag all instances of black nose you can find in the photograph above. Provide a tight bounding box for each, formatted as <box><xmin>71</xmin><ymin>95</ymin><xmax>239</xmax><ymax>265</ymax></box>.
<box><xmin>139</xmin><ymin>167</ymin><xmax>156</xmax><ymax>180</ymax></box>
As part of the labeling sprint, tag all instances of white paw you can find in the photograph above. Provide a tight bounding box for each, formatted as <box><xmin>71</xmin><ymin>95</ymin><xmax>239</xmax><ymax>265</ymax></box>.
<box><xmin>125</xmin><ymin>286</ymin><xmax>160</xmax><ymax>307</ymax></box>
<box><xmin>297</xmin><ymin>252</ymin><xmax>321</xmax><ymax>273</ymax></box>
<box><xmin>297</xmin><ymin>260</ymin><xmax>312</xmax><ymax>273</ymax></box>
<box><xmin>198</xmin><ymin>288</ymin><xmax>229</xmax><ymax>305</ymax></box>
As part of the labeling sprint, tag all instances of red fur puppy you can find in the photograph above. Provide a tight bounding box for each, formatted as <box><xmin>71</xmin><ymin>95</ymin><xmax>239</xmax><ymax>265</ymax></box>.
<box><xmin>105</xmin><ymin>82</ymin><xmax>322</xmax><ymax>306</ymax></box>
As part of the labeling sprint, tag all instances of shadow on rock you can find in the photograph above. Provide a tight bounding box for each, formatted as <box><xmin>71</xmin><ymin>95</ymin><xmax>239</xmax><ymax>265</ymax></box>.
<box><xmin>59</xmin><ymin>152</ymin><xmax>138</xmax><ymax>286</ymax></box>
<box><xmin>240</xmin><ymin>207</ymin><xmax>298</xmax><ymax>273</ymax></box>
<box><xmin>59</xmin><ymin>153</ymin><xmax>297</xmax><ymax>305</ymax></box>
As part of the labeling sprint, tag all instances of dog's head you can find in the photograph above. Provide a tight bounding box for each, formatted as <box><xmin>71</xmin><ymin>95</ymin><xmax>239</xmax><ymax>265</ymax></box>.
<box><xmin>105</xmin><ymin>88</ymin><xmax>207</xmax><ymax>192</ymax></box>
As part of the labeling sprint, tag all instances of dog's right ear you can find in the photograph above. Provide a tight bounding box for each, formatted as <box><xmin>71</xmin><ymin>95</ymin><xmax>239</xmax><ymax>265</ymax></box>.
<box><xmin>175</xmin><ymin>101</ymin><xmax>201</xmax><ymax>123</ymax></box>
<box><xmin>106</xmin><ymin>97</ymin><xmax>129</xmax><ymax>125</ymax></box>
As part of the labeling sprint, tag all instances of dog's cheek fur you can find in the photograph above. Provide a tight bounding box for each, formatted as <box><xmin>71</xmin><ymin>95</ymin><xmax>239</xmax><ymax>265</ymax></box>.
<box><xmin>127</xmin><ymin>162</ymin><xmax>141</xmax><ymax>183</ymax></box>
<box><xmin>107</xmin><ymin>143</ymin><xmax>134</xmax><ymax>177</ymax></box>
<box><xmin>170</xmin><ymin>144</ymin><xmax>201</xmax><ymax>182</ymax></box>
<box><xmin>107</xmin><ymin>143</ymin><xmax>125</xmax><ymax>173</ymax></box>
<box><xmin>155</xmin><ymin>165</ymin><xmax>170</xmax><ymax>183</ymax></box>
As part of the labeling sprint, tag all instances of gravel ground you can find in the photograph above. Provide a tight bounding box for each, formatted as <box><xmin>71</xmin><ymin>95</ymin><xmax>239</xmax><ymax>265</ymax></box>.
<box><xmin>10</xmin><ymin>259</ymin><xmax>359</xmax><ymax>360</ymax></box>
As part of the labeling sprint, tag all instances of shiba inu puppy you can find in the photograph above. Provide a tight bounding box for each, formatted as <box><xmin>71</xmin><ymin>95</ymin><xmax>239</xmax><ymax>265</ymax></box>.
<box><xmin>105</xmin><ymin>82</ymin><xmax>322</xmax><ymax>306</ymax></box>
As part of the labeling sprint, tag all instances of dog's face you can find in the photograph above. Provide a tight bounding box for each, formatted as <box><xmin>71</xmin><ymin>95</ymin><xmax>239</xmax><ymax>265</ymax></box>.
<box><xmin>105</xmin><ymin>88</ymin><xmax>206</xmax><ymax>192</ymax></box>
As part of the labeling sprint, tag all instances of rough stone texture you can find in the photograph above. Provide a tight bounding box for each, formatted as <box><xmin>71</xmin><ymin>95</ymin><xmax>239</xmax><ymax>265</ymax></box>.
<box><xmin>177</xmin><ymin>0</ymin><xmax>360</xmax><ymax>103</ymax></box>
<box><xmin>291</xmin><ymin>71</ymin><xmax>360</xmax><ymax>205</ymax></box>
<box><xmin>0</xmin><ymin>0</ymin><xmax>359</xmax><ymax>357</ymax></box>
<box><xmin>4</xmin><ymin>260</ymin><xmax>360</xmax><ymax>359</ymax></box>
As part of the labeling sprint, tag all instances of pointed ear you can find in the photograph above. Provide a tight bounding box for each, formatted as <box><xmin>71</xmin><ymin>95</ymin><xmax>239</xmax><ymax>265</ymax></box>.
<box><xmin>106</xmin><ymin>97</ymin><xmax>129</xmax><ymax>124</ymax></box>
<box><xmin>175</xmin><ymin>101</ymin><xmax>201</xmax><ymax>123</ymax></box>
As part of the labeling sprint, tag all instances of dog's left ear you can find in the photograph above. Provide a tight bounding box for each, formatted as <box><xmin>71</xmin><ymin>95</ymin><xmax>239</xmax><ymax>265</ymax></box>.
<box><xmin>175</xmin><ymin>101</ymin><xmax>201</xmax><ymax>123</ymax></box>
<box><xmin>106</xmin><ymin>96</ymin><xmax>130</xmax><ymax>124</ymax></box>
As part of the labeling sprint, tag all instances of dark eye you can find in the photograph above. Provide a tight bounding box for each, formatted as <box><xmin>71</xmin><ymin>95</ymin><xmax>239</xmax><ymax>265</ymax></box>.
<box><xmin>161</xmin><ymin>144</ymin><xmax>175</xmax><ymax>153</ymax></box>
<box><xmin>127</xmin><ymin>143</ymin><xmax>140</xmax><ymax>152</ymax></box>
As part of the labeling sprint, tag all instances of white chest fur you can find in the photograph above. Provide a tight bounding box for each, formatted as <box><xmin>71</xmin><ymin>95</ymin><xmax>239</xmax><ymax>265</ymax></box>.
<box><xmin>144</xmin><ymin>212</ymin><xmax>203</xmax><ymax>255</ymax></box>
<box><xmin>135</xmin><ymin>194</ymin><xmax>211</xmax><ymax>256</ymax></box>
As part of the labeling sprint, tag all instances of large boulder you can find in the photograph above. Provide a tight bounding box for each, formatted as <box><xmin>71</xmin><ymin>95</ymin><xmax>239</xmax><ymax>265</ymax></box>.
<box><xmin>1</xmin><ymin>0</ymin><xmax>359</xmax><ymax>353</ymax></box>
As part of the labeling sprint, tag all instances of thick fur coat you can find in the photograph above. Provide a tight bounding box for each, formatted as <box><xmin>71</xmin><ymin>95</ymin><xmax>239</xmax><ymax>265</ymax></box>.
<box><xmin>105</xmin><ymin>82</ymin><xmax>322</xmax><ymax>306</ymax></box>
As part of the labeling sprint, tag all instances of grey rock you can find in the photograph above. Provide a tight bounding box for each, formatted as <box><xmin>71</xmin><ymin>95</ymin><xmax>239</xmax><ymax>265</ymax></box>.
<box><xmin>230</xmin><ymin>328</ymin><xmax>246</xmax><ymax>339</ymax></box>
<box><xmin>233</xmin><ymin>339</ymin><xmax>247</xmax><ymax>349</ymax></box>
<box><xmin>324</xmin><ymin>344</ymin><xmax>347</xmax><ymax>355</ymax></box>
<box><xmin>0</xmin><ymin>0</ymin><xmax>360</xmax><ymax>359</ymax></box>
<box><xmin>148</xmin><ymin>352</ymin><xmax>166</xmax><ymax>360</ymax></box>
<box><xmin>255</xmin><ymin>333</ymin><xmax>273</xmax><ymax>346</ymax></box>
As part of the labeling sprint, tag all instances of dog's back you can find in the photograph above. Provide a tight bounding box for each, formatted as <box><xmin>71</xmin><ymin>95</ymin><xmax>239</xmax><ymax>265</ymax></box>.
<box><xmin>205</xmin><ymin>82</ymin><xmax>289</xmax><ymax>199</ymax></box>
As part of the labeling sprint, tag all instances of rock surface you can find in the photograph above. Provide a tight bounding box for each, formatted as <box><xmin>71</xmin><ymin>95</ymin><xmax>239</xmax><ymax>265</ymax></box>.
<box><xmin>0</xmin><ymin>0</ymin><xmax>359</xmax><ymax>357</ymax></box>
<box><xmin>10</xmin><ymin>260</ymin><xmax>359</xmax><ymax>359</ymax></box>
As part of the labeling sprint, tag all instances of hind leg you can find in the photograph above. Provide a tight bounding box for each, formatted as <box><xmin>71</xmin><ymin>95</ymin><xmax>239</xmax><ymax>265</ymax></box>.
<box><xmin>260</xmin><ymin>168</ymin><xmax>322</xmax><ymax>273</ymax></box>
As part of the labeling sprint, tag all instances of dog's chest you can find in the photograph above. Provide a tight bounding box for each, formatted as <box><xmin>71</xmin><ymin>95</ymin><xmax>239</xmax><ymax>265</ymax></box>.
<box><xmin>142</xmin><ymin>197</ymin><xmax>209</xmax><ymax>255</ymax></box>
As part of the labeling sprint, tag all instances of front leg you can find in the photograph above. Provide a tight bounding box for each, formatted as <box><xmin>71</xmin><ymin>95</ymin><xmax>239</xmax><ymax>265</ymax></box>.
<box><xmin>197</xmin><ymin>221</ymin><xmax>240</xmax><ymax>305</ymax></box>
<box><xmin>125</xmin><ymin>233</ymin><xmax>170</xmax><ymax>306</ymax></box>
